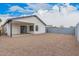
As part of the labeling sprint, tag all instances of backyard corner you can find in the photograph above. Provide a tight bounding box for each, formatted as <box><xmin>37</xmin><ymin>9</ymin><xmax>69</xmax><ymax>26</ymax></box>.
<box><xmin>0</xmin><ymin>33</ymin><xmax>78</xmax><ymax>56</ymax></box>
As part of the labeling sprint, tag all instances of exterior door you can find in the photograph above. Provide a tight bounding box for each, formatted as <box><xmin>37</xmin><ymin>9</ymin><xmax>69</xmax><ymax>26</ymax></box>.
<box><xmin>20</xmin><ymin>26</ymin><xmax>27</xmax><ymax>34</ymax></box>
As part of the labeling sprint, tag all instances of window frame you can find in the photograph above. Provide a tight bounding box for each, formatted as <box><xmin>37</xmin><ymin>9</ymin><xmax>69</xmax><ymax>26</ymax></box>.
<box><xmin>36</xmin><ymin>25</ymin><xmax>38</xmax><ymax>31</ymax></box>
<box><xmin>29</xmin><ymin>25</ymin><xmax>34</xmax><ymax>31</ymax></box>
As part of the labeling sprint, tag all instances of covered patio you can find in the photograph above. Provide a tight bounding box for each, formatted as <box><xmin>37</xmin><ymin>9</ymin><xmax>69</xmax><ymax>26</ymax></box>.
<box><xmin>9</xmin><ymin>20</ymin><xmax>35</xmax><ymax>37</ymax></box>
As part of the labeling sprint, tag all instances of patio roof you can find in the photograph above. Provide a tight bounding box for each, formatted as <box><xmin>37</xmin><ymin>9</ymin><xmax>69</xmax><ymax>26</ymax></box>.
<box><xmin>2</xmin><ymin>15</ymin><xmax>47</xmax><ymax>26</ymax></box>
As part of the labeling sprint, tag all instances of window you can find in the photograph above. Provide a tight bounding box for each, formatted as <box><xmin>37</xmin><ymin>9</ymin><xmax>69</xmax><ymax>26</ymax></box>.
<box><xmin>30</xmin><ymin>25</ymin><xmax>34</xmax><ymax>31</ymax></box>
<box><xmin>36</xmin><ymin>25</ymin><xmax>38</xmax><ymax>31</ymax></box>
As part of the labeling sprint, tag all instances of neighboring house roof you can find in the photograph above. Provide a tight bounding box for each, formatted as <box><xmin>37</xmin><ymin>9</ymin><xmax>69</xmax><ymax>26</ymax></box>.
<box><xmin>2</xmin><ymin>15</ymin><xmax>47</xmax><ymax>26</ymax></box>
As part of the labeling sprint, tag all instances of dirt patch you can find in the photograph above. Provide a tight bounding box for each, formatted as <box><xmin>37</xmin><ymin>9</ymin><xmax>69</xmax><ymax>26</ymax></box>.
<box><xmin>0</xmin><ymin>33</ymin><xmax>78</xmax><ymax>56</ymax></box>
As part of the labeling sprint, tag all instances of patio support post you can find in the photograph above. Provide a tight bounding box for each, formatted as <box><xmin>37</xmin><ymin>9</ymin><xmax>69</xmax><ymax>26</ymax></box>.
<box><xmin>33</xmin><ymin>25</ymin><xmax>35</xmax><ymax>33</ymax></box>
<box><xmin>27</xmin><ymin>25</ymin><xmax>29</xmax><ymax>33</ymax></box>
<box><xmin>10</xmin><ymin>21</ymin><xmax>12</xmax><ymax>37</ymax></box>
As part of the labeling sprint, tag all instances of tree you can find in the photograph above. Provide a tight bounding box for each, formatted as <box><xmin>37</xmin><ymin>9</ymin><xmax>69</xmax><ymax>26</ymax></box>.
<box><xmin>60</xmin><ymin>25</ymin><xmax>64</xmax><ymax>28</ymax></box>
<box><xmin>0</xmin><ymin>19</ymin><xmax>2</xmax><ymax>22</ymax></box>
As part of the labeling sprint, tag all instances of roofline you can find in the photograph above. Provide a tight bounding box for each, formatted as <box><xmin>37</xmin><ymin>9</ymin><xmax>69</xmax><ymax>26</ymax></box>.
<box><xmin>2</xmin><ymin>15</ymin><xmax>47</xmax><ymax>26</ymax></box>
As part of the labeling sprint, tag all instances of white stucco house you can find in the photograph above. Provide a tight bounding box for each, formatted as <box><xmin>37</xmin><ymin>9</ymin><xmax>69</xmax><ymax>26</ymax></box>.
<box><xmin>2</xmin><ymin>4</ymin><xmax>79</xmax><ymax>38</ymax></box>
<box><xmin>2</xmin><ymin>15</ymin><xmax>46</xmax><ymax>37</ymax></box>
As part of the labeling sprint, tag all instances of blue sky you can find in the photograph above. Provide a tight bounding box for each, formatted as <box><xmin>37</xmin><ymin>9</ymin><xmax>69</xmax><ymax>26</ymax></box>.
<box><xmin>0</xmin><ymin>3</ymin><xmax>79</xmax><ymax>16</ymax></box>
<box><xmin>0</xmin><ymin>3</ymin><xmax>32</xmax><ymax>16</ymax></box>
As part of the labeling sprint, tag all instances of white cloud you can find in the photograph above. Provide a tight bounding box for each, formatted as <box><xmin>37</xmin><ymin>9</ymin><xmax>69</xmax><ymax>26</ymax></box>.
<box><xmin>37</xmin><ymin>9</ymin><xmax>48</xmax><ymax>15</ymax></box>
<box><xmin>51</xmin><ymin>3</ymin><xmax>77</xmax><ymax>14</ymax></box>
<box><xmin>0</xmin><ymin>14</ymin><xmax>15</xmax><ymax>26</ymax></box>
<box><xmin>9</xmin><ymin>5</ymin><xmax>26</xmax><ymax>12</ymax></box>
<box><xmin>52</xmin><ymin>5</ymin><xmax>60</xmax><ymax>12</ymax></box>
<box><xmin>27</xmin><ymin>3</ymin><xmax>52</xmax><ymax>12</ymax></box>
<box><xmin>36</xmin><ymin>3</ymin><xmax>78</xmax><ymax>16</ymax></box>
<box><xmin>36</xmin><ymin>4</ymin><xmax>79</xmax><ymax>27</ymax></box>
<box><xmin>66</xmin><ymin>5</ymin><xmax>77</xmax><ymax>11</ymax></box>
<box><xmin>52</xmin><ymin>5</ymin><xmax>59</xmax><ymax>10</ymax></box>
<box><xmin>9</xmin><ymin>5</ymin><xmax>34</xmax><ymax>13</ymax></box>
<box><xmin>37</xmin><ymin>11</ymin><xmax>79</xmax><ymax>27</ymax></box>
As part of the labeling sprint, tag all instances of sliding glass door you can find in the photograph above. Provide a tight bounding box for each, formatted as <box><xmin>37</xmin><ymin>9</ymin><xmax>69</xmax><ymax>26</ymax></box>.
<box><xmin>20</xmin><ymin>26</ymin><xmax>27</xmax><ymax>34</ymax></box>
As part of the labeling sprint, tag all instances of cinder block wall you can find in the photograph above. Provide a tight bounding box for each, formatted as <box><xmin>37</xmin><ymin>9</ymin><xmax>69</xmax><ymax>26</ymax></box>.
<box><xmin>46</xmin><ymin>27</ymin><xmax>75</xmax><ymax>35</ymax></box>
<box><xmin>75</xmin><ymin>23</ymin><xmax>79</xmax><ymax>41</ymax></box>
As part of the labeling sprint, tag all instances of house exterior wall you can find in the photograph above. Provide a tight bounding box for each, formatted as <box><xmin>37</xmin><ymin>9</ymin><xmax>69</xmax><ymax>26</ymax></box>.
<box><xmin>4</xmin><ymin>16</ymin><xmax>46</xmax><ymax>36</ymax></box>
<box><xmin>12</xmin><ymin>23</ymin><xmax>20</xmax><ymax>35</ymax></box>
<box><xmin>14</xmin><ymin>17</ymin><xmax>46</xmax><ymax>34</ymax></box>
<box><xmin>3</xmin><ymin>22</ymin><xmax>11</xmax><ymax>36</ymax></box>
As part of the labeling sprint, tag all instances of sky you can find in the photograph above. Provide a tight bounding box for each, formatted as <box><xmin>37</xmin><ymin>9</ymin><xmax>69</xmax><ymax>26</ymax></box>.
<box><xmin>0</xmin><ymin>3</ymin><xmax>79</xmax><ymax>17</ymax></box>
<box><xmin>0</xmin><ymin>3</ymin><xmax>79</xmax><ymax>27</ymax></box>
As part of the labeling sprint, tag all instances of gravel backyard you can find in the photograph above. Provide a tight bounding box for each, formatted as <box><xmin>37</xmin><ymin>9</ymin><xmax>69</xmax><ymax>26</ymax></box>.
<box><xmin>0</xmin><ymin>33</ymin><xmax>78</xmax><ymax>56</ymax></box>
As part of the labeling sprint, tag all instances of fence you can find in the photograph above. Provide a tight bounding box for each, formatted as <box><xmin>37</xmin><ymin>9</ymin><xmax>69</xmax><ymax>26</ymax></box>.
<box><xmin>46</xmin><ymin>27</ymin><xmax>75</xmax><ymax>35</ymax></box>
